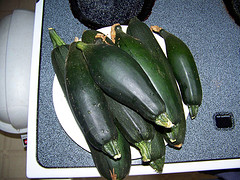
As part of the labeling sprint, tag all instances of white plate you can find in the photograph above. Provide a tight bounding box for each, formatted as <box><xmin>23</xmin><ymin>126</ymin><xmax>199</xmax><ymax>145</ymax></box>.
<box><xmin>52</xmin><ymin>26</ymin><xmax>189</xmax><ymax>159</ymax></box>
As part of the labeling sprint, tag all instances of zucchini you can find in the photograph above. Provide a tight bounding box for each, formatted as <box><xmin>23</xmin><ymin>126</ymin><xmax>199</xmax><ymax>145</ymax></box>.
<box><xmin>49</xmin><ymin>28</ymin><xmax>69</xmax><ymax>96</ymax></box>
<box><xmin>76</xmin><ymin>41</ymin><xmax>170</xmax><ymax>127</ymax></box>
<box><xmin>151</xmin><ymin>26</ymin><xmax>202</xmax><ymax>119</ymax></box>
<box><xmin>89</xmin><ymin>128</ymin><xmax>131</xmax><ymax>180</ymax></box>
<box><xmin>65</xmin><ymin>41</ymin><xmax>120</xmax><ymax>159</ymax></box>
<box><xmin>112</xmin><ymin>24</ymin><xmax>180</xmax><ymax>127</ymax></box>
<box><xmin>105</xmin><ymin>95</ymin><xmax>155</xmax><ymax>162</ymax></box>
<box><xmin>147</xmin><ymin>131</ymin><xmax>166</xmax><ymax>173</ymax></box>
<box><xmin>126</xmin><ymin>18</ymin><xmax>185</xmax><ymax>126</ymax></box>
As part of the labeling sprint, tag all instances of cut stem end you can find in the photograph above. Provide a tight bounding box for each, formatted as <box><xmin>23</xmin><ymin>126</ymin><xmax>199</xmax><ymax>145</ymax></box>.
<box><xmin>135</xmin><ymin>140</ymin><xmax>152</xmax><ymax>162</ymax></box>
<box><xmin>150</xmin><ymin>25</ymin><xmax>162</xmax><ymax>33</ymax></box>
<box><xmin>156</xmin><ymin>113</ymin><xmax>174</xmax><ymax>128</ymax></box>
<box><xmin>103</xmin><ymin>140</ymin><xmax>121</xmax><ymax>160</ymax></box>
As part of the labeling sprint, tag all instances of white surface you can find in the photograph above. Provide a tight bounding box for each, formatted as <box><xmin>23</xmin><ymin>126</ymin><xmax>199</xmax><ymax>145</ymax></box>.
<box><xmin>26</xmin><ymin>0</ymin><xmax>240</xmax><ymax>178</ymax></box>
<box><xmin>0</xmin><ymin>9</ymin><xmax>34</xmax><ymax>134</ymax></box>
<box><xmin>26</xmin><ymin>0</ymin><xmax>46</xmax><ymax>178</ymax></box>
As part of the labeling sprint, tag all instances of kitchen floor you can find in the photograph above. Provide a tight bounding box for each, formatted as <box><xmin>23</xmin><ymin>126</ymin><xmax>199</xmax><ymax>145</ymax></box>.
<box><xmin>0</xmin><ymin>0</ymin><xmax>220</xmax><ymax>179</ymax></box>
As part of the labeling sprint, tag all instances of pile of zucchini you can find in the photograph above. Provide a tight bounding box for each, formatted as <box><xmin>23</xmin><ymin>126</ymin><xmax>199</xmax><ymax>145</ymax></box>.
<box><xmin>49</xmin><ymin>17</ymin><xmax>202</xmax><ymax>180</ymax></box>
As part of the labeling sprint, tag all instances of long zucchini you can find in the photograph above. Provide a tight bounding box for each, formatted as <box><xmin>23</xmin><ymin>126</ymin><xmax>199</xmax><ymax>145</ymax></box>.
<box><xmin>126</xmin><ymin>18</ymin><xmax>185</xmax><ymax>126</ymax></box>
<box><xmin>151</xmin><ymin>26</ymin><xmax>202</xmax><ymax>119</ymax></box>
<box><xmin>105</xmin><ymin>95</ymin><xmax>155</xmax><ymax>162</ymax></box>
<box><xmin>65</xmin><ymin>41</ymin><xmax>120</xmax><ymax>159</ymax></box>
<box><xmin>89</xmin><ymin>128</ymin><xmax>131</xmax><ymax>180</ymax></box>
<box><xmin>76</xmin><ymin>41</ymin><xmax>170</xmax><ymax>127</ymax></box>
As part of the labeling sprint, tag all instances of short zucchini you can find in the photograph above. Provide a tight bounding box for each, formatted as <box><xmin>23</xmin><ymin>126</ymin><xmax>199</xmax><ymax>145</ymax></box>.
<box><xmin>151</xmin><ymin>26</ymin><xmax>202</xmax><ymax>119</ymax></box>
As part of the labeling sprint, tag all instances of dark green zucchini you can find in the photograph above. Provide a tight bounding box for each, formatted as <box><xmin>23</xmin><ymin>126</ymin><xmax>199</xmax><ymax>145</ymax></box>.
<box><xmin>49</xmin><ymin>28</ymin><xmax>69</xmax><ymax>96</ymax></box>
<box><xmin>76</xmin><ymin>41</ymin><xmax>169</xmax><ymax>126</ymax></box>
<box><xmin>147</xmin><ymin>131</ymin><xmax>166</xmax><ymax>173</ymax></box>
<box><xmin>88</xmin><ymin>128</ymin><xmax>131</xmax><ymax>180</ymax></box>
<box><xmin>105</xmin><ymin>95</ymin><xmax>155</xmax><ymax>162</ymax></box>
<box><xmin>151</xmin><ymin>26</ymin><xmax>202</xmax><ymax>119</ymax></box>
<box><xmin>112</xmin><ymin>24</ymin><xmax>181</xmax><ymax>127</ymax></box>
<box><xmin>65</xmin><ymin>41</ymin><xmax>120</xmax><ymax>159</ymax></box>
<box><xmin>126</xmin><ymin>18</ymin><xmax>185</xmax><ymax>126</ymax></box>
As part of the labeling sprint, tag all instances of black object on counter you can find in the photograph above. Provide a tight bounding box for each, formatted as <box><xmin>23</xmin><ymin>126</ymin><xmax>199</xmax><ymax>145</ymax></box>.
<box><xmin>69</xmin><ymin>0</ymin><xmax>156</xmax><ymax>29</ymax></box>
<box><xmin>223</xmin><ymin>0</ymin><xmax>240</xmax><ymax>26</ymax></box>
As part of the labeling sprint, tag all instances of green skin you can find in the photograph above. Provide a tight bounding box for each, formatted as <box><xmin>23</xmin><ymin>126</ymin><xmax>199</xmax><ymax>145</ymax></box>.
<box><xmin>51</xmin><ymin>45</ymin><xmax>69</xmax><ymax>95</ymax></box>
<box><xmin>105</xmin><ymin>95</ymin><xmax>155</xmax><ymax>162</ymax></box>
<box><xmin>89</xmin><ymin>128</ymin><xmax>131</xmax><ymax>180</ymax></box>
<box><xmin>126</xmin><ymin>18</ymin><xmax>185</xmax><ymax>126</ymax></box>
<box><xmin>158</xmin><ymin>29</ymin><xmax>202</xmax><ymax>119</ymax></box>
<box><xmin>127</xmin><ymin>17</ymin><xmax>167</xmax><ymax>61</ymax></box>
<box><xmin>49</xmin><ymin>28</ymin><xmax>69</xmax><ymax>96</ymax></box>
<box><xmin>76</xmin><ymin>42</ymin><xmax>168</xmax><ymax>125</ymax></box>
<box><xmin>64</xmin><ymin>42</ymin><xmax>120</xmax><ymax>159</ymax></box>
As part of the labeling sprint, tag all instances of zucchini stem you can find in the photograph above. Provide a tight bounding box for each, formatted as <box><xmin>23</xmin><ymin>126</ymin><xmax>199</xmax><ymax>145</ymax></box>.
<box><xmin>76</xmin><ymin>41</ymin><xmax>88</xmax><ymax>51</ymax></box>
<box><xmin>188</xmin><ymin>105</ymin><xmax>199</xmax><ymax>120</ymax></box>
<box><xmin>110</xmin><ymin>23</ymin><xmax>121</xmax><ymax>43</ymax></box>
<box><xmin>103</xmin><ymin>139</ymin><xmax>121</xmax><ymax>160</ymax></box>
<box><xmin>155</xmin><ymin>112</ymin><xmax>174</xmax><ymax>128</ymax></box>
<box><xmin>48</xmin><ymin>28</ymin><xmax>66</xmax><ymax>48</ymax></box>
<box><xmin>95</xmin><ymin>33</ymin><xmax>111</xmax><ymax>45</ymax></box>
<box><xmin>150</xmin><ymin>25</ymin><xmax>162</xmax><ymax>33</ymax></box>
<box><xmin>135</xmin><ymin>140</ymin><xmax>152</xmax><ymax>162</ymax></box>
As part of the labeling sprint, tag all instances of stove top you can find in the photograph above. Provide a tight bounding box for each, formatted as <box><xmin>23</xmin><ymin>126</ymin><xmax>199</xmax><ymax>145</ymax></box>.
<box><xmin>27</xmin><ymin>0</ymin><xmax>240</xmax><ymax>178</ymax></box>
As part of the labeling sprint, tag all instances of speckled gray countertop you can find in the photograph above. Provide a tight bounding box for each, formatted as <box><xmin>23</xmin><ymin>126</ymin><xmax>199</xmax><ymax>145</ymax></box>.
<box><xmin>36</xmin><ymin>0</ymin><xmax>240</xmax><ymax>168</ymax></box>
